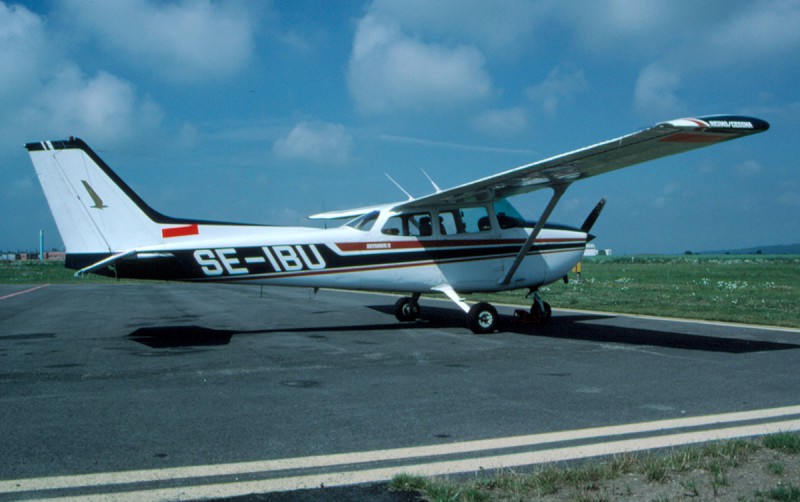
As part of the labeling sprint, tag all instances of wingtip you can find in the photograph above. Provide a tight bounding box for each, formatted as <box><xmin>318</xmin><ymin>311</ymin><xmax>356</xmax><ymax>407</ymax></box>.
<box><xmin>659</xmin><ymin>115</ymin><xmax>770</xmax><ymax>133</ymax></box>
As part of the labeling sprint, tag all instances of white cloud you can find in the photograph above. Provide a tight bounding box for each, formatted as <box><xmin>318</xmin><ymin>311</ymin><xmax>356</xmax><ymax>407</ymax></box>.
<box><xmin>735</xmin><ymin>160</ymin><xmax>764</xmax><ymax>178</ymax></box>
<box><xmin>60</xmin><ymin>0</ymin><xmax>255</xmax><ymax>82</ymax></box>
<box><xmin>634</xmin><ymin>63</ymin><xmax>685</xmax><ymax>118</ymax></box>
<box><xmin>701</xmin><ymin>0</ymin><xmax>800</xmax><ymax>67</ymax></box>
<box><xmin>273</xmin><ymin>122</ymin><xmax>354</xmax><ymax>165</ymax></box>
<box><xmin>22</xmin><ymin>68</ymin><xmax>163</xmax><ymax>143</ymax></box>
<box><xmin>0</xmin><ymin>2</ymin><xmax>46</xmax><ymax>105</ymax></box>
<box><xmin>366</xmin><ymin>0</ymin><xmax>545</xmax><ymax>55</ymax></box>
<box><xmin>526</xmin><ymin>64</ymin><xmax>588</xmax><ymax>116</ymax></box>
<box><xmin>652</xmin><ymin>181</ymin><xmax>681</xmax><ymax>210</ymax></box>
<box><xmin>565</xmin><ymin>1</ymin><xmax>692</xmax><ymax>58</ymax></box>
<box><xmin>348</xmin><ymin>14</ymin><xmax>493</xmax><ymax>114</ymax></box>
<box><xmin>470</xmin><ymin>107</ymin><xmax>527</xmax><ymax>136</ymax></box>
<box><xmin>0</xmin><ymin>3</ymin><xmax>163</xmax><ymax>144</ymax></box>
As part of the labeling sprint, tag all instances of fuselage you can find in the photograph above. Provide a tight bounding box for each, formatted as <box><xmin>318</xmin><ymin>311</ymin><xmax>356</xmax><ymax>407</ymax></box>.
<box><xmin>72</xmin><ymin>201</ymin><xmax>589</xmax><ymax>294</ymax></box>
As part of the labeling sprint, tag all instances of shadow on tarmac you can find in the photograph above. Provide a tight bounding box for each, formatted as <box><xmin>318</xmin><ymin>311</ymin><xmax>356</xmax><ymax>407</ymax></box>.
<box><xmin>126</xmin><ymin>305</ymin><xmax>800</xmax><ymax>354</ymax></box>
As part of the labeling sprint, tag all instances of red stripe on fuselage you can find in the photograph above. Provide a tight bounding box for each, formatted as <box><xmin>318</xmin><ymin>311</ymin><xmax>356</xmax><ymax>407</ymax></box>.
<box><xmin>335</xmin><ymin>238</ymin><xmax>581</xmax><ymax>252</ymax></box>
<box><xmin>162</xmin><ymin>224</ymin><xmax>199</xmax><ymax>238</ymax></box>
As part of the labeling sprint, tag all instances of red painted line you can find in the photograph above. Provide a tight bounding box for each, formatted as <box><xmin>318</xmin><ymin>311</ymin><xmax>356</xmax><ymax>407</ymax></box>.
<box><xmin>686</xmin><ymin>118</ymin><xmax>710</xmax><ymax>128</ymax></box>
<box><xmin>162</xmin><ymin>224</ymin><xmax>199</xmax><ymax>238</ymax></box>
<box><xmin>0</xmin><ymin>284</ymin><xmax>50</xmax><ymax>301</ymax></box>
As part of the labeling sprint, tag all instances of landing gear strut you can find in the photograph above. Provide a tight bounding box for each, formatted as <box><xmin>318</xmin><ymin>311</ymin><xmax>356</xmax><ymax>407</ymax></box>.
<box><xmin>394</xmin><ymin>293</ymin><xmax>421</xmax><ymax>322</ymax></box>
<box><xmin>513</xmin><ymin>291</ymin><xmax>552</xmax><ymax>325</ymax></box>
<box><xmin>530</xmin><ymin>292</ymin><xmax>552</xmax><ymax>323</ymax></box>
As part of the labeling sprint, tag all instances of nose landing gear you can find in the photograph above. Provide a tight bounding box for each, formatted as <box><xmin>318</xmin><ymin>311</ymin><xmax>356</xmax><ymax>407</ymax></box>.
<box><xmin>513</xmin><ymin>292</ymin><xmax>552</xmax><ymax>325</ymax></box>
<box><xmin>530</xmin><ymin>292</ymin><xmax>552</xmax><ymax>323</ymax></box>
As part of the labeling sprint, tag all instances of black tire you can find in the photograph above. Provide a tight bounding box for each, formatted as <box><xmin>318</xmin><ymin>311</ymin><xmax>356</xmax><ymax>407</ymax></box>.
<box><xmin>467</xmin><ymin>302</ymin><xmax>498</xmax><ymax>334</ymax></box>
<box><xmin>530</xmin><ymin>300</ymin><xmax>552</xmax><ymax>324</ymax></box>
<box><xmin>394</xmin><ymin>297</ymin><xmax>420</xmax><ymax>322</ymax></box>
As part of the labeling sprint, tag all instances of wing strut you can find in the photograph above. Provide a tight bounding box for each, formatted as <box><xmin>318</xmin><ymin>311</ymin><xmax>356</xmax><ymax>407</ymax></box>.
<box><xmin>499</xmin><ymin>183</ymin><xmax>569</xmax><ymax>286</ymax></box>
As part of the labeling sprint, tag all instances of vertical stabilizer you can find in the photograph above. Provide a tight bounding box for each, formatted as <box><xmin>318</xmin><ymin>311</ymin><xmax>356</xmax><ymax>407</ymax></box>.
<box><xmin>26</xmin><ymin>139</ymin><xmax>164</xmax><ymax>254</ymax></box>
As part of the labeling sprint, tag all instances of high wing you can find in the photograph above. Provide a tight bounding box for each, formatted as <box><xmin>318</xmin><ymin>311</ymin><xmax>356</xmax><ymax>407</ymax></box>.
<box><xmin>389</xmin><ymin>115</ymin><xmax>769</xmax><ymax>211</ymax></box>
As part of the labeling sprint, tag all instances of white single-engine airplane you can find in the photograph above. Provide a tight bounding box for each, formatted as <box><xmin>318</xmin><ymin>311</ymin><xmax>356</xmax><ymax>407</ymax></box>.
<box><xmin>27</xmin><ymin>115</ymin><xmax>768</xmax><ymax>333</ymax></box>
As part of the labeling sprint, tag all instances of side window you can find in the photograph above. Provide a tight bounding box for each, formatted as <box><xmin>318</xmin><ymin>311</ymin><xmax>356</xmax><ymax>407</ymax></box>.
<box><xmin>493</xmin><ymin>200</ymin><xmax>527</xmax><ymax>229</ymax></box>
<box><xmin>382</xmin><ymin>212</ymin><xmax>432</xmax><ymax>237</ymax></box>
<box><xmin>438</xmin><ymin>210</ymin><xmax>459</xmax><ymax>235</ymax></box>
<box><xmin>438</xmin><ymin>206</ymin><xmax>491</xmax><ymax>235</ymax></box>
<box><xmin>460</xmin><ymin>206</ymin><xmax>491</xmax><ymax>233</ymax></box>
<box><xmin>382</xmin><ymin>215</ymin><xmax>403</xmax><ymax>236</ymax></box>
<box><xmin>413</xmin><ymin>214</ymin><xmax>433</xmax><ymax>237</ymax></box>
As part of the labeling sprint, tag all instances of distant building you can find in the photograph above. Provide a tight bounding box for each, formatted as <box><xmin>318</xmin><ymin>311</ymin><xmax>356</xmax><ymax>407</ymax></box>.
<box><xmin>584</xmin><ymin>243</ymin><xmax>612</xmax><ymax>257</ymax></box>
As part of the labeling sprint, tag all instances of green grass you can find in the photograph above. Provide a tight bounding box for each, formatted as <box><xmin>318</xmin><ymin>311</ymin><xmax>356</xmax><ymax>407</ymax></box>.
<box><xmin>4</xmin><ymin>255</ymin><xmax>800</xmax><ymax>327</ymax></box>
<box><xmin>763</xmin><ymin>432</ymin><xmax>800</xmax><ymax>454</ymax></box>
<box><xmin>759</xmin><ymin>484</ymin><xmax>800</xmax><ymax>502</ymax></box>
<box><xmin>476</xmin><ymin>255</ymin><xmax>800</xmax><ymax>328</ymax></box>
<box><xmin>389</xmin><ymin>433</ymin><xmax>798</xmax><ymax>502</ymax></box>
<box><xmin>0</xmin><ymin>260</ymin><xmax>123</xmax><ymax>284</ymax></box>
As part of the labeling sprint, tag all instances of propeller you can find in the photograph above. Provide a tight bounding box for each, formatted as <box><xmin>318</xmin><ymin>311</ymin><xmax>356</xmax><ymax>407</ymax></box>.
<box><xmin>580</xmin><ymin>197</ymin><xmax>607</xmax><ymax>234</ymax></box>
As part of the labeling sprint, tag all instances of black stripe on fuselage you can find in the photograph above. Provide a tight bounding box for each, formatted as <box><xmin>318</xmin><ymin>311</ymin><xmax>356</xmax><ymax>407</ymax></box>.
<box><xmin>65</xmin><ymin>240</ymin><xmax>585</xmax><ymax>282</ymax></box>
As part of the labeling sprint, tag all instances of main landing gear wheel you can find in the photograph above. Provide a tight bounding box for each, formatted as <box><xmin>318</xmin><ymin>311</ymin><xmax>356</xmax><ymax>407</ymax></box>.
<box><xmin>394</xmin><ymin>297</ymin><xmax>420</xmax><ymax>322</ymax></box>
<box><xmin>530</xmin><ymin>298</ymin><xmax>552</xmax><ymax>324</ymax></box>
<box><xmin>467</xmin><ymin>302</ymin><xmax>498</xmax><ymax>334</ymax></box>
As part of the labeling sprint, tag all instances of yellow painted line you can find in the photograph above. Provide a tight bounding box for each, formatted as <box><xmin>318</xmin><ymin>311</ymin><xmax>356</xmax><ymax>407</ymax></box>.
<box><xmin>4</xmin><ymin>405</ymin><xmax>800</xmax><ymax>496</ymax></box>
<box><xmin>29</xmin><ymin>418</ymin><xmax>800</xmax><ymax>502</ymax></box>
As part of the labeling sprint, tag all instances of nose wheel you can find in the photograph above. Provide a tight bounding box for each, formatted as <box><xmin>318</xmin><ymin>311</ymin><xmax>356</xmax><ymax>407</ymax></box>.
<box><xmin>530</xmin><ymin>292</ymin><xmax>552</xmax><ymax>323</ymax></box>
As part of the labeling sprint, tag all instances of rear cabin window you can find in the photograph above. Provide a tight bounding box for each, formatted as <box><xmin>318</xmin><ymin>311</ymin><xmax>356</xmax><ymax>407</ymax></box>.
<box><xmin>382</xmin><ymin>212</ymin><xmax>432</xmax><ymax>237</ymax></box>
<box><xmin>438</xmin><ymin>206</ymin><xmax>491</xmax><ymax>235</ymax></box>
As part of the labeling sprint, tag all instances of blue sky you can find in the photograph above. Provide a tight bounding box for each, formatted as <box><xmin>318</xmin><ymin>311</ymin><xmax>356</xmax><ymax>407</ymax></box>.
<box><xmin>2</xmin><ymin>0</ymin><xmax>798</xmax><ymax>254</ymax></box>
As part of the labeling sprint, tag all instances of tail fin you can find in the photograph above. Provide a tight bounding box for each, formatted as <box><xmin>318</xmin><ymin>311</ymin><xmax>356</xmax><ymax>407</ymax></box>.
<box><xmin>26</xmin><ymin>138</ymin><xmax>176</xmax><ymax>254</ymax></box>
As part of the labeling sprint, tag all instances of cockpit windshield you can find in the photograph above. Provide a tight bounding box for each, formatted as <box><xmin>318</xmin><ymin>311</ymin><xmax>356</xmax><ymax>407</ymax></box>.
<box><xmin>493</xmin><ymin>199</ymin><xmax>530</xmax><ymax>229</ymax></box>
<box><xmin>345</xmin><ymin>210</ymin><xmax>379</xmax><ymax>231</ymax></box>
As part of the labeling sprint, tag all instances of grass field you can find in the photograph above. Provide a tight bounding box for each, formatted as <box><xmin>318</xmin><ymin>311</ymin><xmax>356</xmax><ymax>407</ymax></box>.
<box><xmin>2</xmin><ymin>255</ymin><xmax>799</xmax><ymax>328</ymax></box>
<box><xmin>0</xmin><ymin>260</ymin><xmax>120</xmax><ymax>284</ymax></box>
<box><xmin>389</xmin><ymin>432</ymin><xmax>800</xmax><ymax>502</ymax></box>
<box><xmin>478</xmin><ymin>255</ymin><xmax>800</xmax><ymax>329</ymax></box>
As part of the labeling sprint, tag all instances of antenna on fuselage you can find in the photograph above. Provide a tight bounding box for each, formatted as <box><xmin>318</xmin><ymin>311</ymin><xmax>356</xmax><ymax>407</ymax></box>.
<box><xmin>385</xmin><ymin>173</ymin><xmax>414</xmax><ymax>200</ymax></box>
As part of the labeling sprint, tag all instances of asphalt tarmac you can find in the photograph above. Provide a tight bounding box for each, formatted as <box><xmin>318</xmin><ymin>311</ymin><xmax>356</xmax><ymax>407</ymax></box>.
<box><xmin>2</xmin><ymin>283</ymin><xmax>799</xmax><ymax>500</ymax></box>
